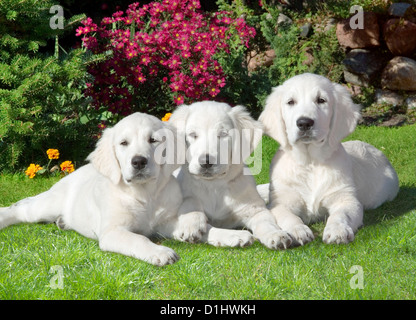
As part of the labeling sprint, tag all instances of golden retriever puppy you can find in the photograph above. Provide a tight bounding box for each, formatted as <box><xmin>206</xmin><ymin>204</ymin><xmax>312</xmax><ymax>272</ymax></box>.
<box><xmin>170</xmin><ymin>101</ymin><xmax>292</xmax><ymax>249</ymax></box>
<box><xmin>0</xmin><ymin>113</ymin><xmax>197</xmax><ymax>266</ymax></box>
<box><xmin>259</xmin><ymin>73</ymin><xmax>399</xmax><ymax>245</ymax></box>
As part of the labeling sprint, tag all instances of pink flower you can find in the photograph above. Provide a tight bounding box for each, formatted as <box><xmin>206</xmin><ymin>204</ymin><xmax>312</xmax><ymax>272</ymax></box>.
<box><xmin>137</xmin><ymin>74</ymin><xmax>146</xmax><ymax>83</ymax></box>
<box><xmin>174</xmin><ymin>95</ymin><xmax>185</xmax><ymax>105</ymax></box>
<box><xmin>168</xmin><ymin>55</ymin><xmax>182</xmax><ymax>69</ymax></box>
<box><xmin>173</xmin><ymin>12</ymin><xmax>184</xmax><ymax>21</ymax></box>
<box><xmin>140</xmin><ymin>55</ymin><xmax>151</xmax><ymax>66</ymax></box>
<box><xmin>208</xmin><ymin>87</ymin><xmax>220</xmax><ymax>97</ymax></box>
<box><xmin>170</xmin><ymin>82</ymin><xmax>181</xmax><ymax>92</ymax></box>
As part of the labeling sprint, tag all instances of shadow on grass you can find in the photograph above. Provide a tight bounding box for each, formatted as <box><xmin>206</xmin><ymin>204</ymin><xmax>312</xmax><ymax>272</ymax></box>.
<box><xmin>364</xmin><ymin>186</ymin><xmax>416</xmax><ymax>226</ymax></box>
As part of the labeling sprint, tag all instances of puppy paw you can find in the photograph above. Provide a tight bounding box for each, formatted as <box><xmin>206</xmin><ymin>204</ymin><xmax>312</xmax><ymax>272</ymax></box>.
<box><xmin>323</xmin><ymin>223</ymin><xmax>355</xmax><ymax>244</ymax></box>
<box><xmin>145</xmin><ymin>246</ymin><xmax>180</xmax><ymax>266</ymax></box>
<box><xmin>208</xmin><ymin>228</ymin><xmax>254</xmax><ymax>247</ymax></box>
<box><xmin>173</xmin><ymin>212</ymin><xmax>207</xmax><ymax>243</ymax></box>
<box><xmin>258</xmin><ymin>230</ymin><xmax>292</xmax><ymax>250</ymax></box>
<box><xmin>288</xmin><ymin>224</ymin><xmax>314</xmax><ymax>246</ymax></box>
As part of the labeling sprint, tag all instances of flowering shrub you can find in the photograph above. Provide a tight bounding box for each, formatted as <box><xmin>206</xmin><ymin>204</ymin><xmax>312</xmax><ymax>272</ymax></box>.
<box><xmin>25</xmin><ymin>149</ymin><xmax>75</xmax><ymax>179</ymax></box>
<box><xmin>76</xmin><ymin>0</ymin><xmax>255</xmax><ymax>116</ymax></box>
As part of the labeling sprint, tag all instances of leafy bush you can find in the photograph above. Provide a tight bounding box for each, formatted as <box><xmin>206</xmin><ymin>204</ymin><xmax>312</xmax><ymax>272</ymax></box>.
<box><xmin>0</xmin><ymin>0</ymin><xmax>96</xmax><ymax>172</ymax></box>
<box><xmin>77</xmin><ymin>0</ymin><xmax>256</xmax><ymax>117</ymax></box>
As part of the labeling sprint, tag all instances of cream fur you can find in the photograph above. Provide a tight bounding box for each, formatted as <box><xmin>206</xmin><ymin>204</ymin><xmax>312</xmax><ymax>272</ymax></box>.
<box><xmin>0</xmin><ymin>113</ymin><xmax>200</xmax><ymax>266</ymax></box>
<box><xmin>259</xmin><ymin>73</ymin><xmax>399</xmax><ymax>245</ymax></box>
<box><xmin>170</xmin><ymin>101</ymin><xmax>292</xmax><ymax>249</ymax></box>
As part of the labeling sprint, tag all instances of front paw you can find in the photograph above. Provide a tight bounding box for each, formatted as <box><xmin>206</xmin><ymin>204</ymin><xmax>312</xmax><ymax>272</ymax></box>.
<box><xmin>207</xmin><ymin>228</ymin><xmax>254</xmax><ymax>247</ymax></box>
<box><xmin>145</xmin><ymin>246</ymin><xmax>180</xmax><ymax>266</ymax></box>
<box><xmin>258</xmin><ymin>230</ymin><xmax>292</xmax><ymax>250</ymax></box>
<box><xmin>323</xmin><ymin>223</ymin><xmax>355</xmax><ymax>244</ymax></box>
<box><xmin>173</xmin><ymin>212</ymin><xmax>208</xmax><ymax>243</ymax></box>
<box><xmin>287</xmin><ymin>224</ymin><xmax>314</xmax><ymax>246</ymax></box>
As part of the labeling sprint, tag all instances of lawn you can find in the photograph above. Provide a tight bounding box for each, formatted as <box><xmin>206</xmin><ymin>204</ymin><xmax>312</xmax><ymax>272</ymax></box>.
<box><xmin>0</xmin><ymin>125</ymin><xmax>415</xmax><ymax>300</ymax></box>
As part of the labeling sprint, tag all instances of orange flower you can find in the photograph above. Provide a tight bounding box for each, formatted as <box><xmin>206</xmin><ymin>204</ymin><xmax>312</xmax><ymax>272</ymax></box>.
<box><xmin>25</xmin><ymin>164</ymin><xmax>43</xmax><ymax>179</ymax></box>
<box><xmin>46</xmin><ymin>149</ymin><xmax>60</xmax><ymax>160</ymax></box>
<box><xmin>161</xmin><ymin>112</ymin><xmax>172</xmax><ymax>121</ymax></box>
<box><xmin>60</xmin><ymin>161</ymin><xmax>75</xmax><ymax>174</ymax></box>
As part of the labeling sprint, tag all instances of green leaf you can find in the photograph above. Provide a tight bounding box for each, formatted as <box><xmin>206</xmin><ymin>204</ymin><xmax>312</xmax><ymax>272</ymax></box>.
<box><xmin>6</xmin><ymin>10</ymin><xmax>17</xmax><ymax>21</ymax></box>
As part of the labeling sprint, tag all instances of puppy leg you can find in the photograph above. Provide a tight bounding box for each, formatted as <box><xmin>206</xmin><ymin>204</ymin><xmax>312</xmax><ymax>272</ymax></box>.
<box><xmin>202</xmin><ymin>225</ymin><xmax>254</xmax><ymax>247</ymax></box>
<box><xmin>322</xmin><ymin>196</ymin><xmax>363</xmax><ymax>244</ymax></box>
<box><xmin>270</xmin><ymin>205</ymin><xmax>315</xmax><ymax>246</ymax></box>
<box><xmin>171</xmin><ymin>198</ymin><xmax>208</xmax><ymax>243</ymax></box>
<box><xmin>172</xmin><ymin>211</ymin><xmax>208</xmax><ymax>243</ymax></box>
<box><xmin>0</xmin><ymin>190</ymin><xmax>62</xmax><ymax>230</ymax></box>
<box><xmin>99</xmin><ymin>226</ymin><xmax>179</xmax><ymax>266</ymax></box>
<box><xmin>246</xmin><ymin>210</ymin><xmax>292</xmax><ymax>249</ymax></box>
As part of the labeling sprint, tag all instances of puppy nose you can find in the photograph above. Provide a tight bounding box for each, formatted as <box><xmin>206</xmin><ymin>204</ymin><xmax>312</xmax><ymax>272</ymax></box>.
<box><xmin>199</xmin><ymin>154</ymin><xmax>215</xmax><ymax>169</ymax></box>
<box><xmin>296</xmin><ymin>117</ymin><xmax>314</xmax><ymax>131</ymax></box>
<box><xmin>131</xmin><ymin>156</ymin><xmax>147</xmax><ymax>170</ymax></box>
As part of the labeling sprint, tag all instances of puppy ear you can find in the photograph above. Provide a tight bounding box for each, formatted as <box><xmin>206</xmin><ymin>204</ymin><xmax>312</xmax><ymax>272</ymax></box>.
<box><xmin>328</xmin><ymin>83</ymin><xmax>362</xmax><ymax>148</ymax></box>
<box><xmin>259</xmin><ymin>86</ymin><xmax>289</xmax><ymax>149</ymax></box>
<box><xmin>87</xmin><ymin>127</ymin><xmax>121</xmax><ymax>184</ymax></box>
<box><xmin>228</xmin><ymin>105</ymin><xmax>263</xmax><ymax>155</ymax></box>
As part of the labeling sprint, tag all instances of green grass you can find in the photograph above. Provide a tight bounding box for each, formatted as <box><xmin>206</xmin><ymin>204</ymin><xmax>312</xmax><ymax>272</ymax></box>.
<box><xmin>0</xmin><ymin>125</ymin><xmax>415</xmax><ymax>299</ymax></box>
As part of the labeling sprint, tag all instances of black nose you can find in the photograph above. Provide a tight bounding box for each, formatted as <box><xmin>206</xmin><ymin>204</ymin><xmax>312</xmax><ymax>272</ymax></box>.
<box><xmin>296</xmin><ymin>117</ymin><xmax>314</xmax><ymax>131</ymax></box>
<box><xmin>199</xmin><ymin>154</ymin><xmax>216</xmax><ymax>169</ymax></box>
<box><xmin>131</xmin><ymin>156</ymin><xmax>147</xmax><ymax>170</ymax></box>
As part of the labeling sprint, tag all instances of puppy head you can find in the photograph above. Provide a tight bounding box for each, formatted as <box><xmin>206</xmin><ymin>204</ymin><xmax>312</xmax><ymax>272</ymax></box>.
<box><xmin>87</xmin><ymin>113</ymin><xmax>178</xmax><ymax>185</ymax></box>
<box><xmin>169</xmin><ymin>101</ymin><xmax>262</xmax><ymax>180</ymax></box>
<box><xmin>259</xmin><ymin>73</ymin><xmax>361</xmax><ymax>150</ymax></box>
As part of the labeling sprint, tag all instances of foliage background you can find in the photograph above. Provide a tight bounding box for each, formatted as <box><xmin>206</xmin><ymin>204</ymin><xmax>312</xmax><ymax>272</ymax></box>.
<box><xmin>0</xmin><ymin>0</ymin><xmax>415</xmax><ymax>300</ymax></box>
<box><xmin>0</xmin><ymin>0</ymin><xmax>413</xmax><ymax>172</ymax></box>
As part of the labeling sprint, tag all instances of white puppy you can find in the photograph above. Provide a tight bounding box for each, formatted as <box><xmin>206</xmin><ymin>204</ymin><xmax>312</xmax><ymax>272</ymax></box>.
<box><xmin>170</xmin><ymin>101</ymin><xmax>292</xmax><ymax>249</ymax></box>
<box><xmin>0</xmin><ymin>113</ymin><xmax>196</xmax><ymax>266</ymax></box>
<box><xmin>259</xmin><ymin>73</ymin><xmax>399</xmax><ymax>245</ymax></box>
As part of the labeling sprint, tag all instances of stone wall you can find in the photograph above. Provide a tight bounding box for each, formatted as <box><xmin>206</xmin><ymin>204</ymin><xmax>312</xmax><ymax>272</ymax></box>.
<box><xmin>336</xmin><ymin>2</ymin><xmax>416</xmax><ymax>116</ymax></box>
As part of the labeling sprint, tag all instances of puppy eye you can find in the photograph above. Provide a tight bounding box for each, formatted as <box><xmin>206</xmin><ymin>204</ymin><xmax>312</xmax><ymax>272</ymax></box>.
<box><xmin>287</xmin><ymin>99</ymin><xmax>295</xmax><ymax>106</ymax></box>
<box><xmin>188</xmin><ymin>132</ymin><xmax>198</xmax><ymax>139</ymax></box>
<box><xmin>149</xmin><ymin>137</ymin><xmax>158</xmax><ymax>144</ymax></box>
<box><xmin>317</xmin><ymin>97</ymin><xmax>326</xmax><ymax>104</ymax></box>
<box><xmin>120</xmin><ymin>140</ymin><xmax>128</xmax><ymax>146</ymax></box>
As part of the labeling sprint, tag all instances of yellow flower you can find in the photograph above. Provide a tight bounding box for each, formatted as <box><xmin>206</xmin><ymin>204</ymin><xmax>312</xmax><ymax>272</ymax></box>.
<box><xmin>25</xmin><ymin>164</ymin><xmax>43</xmax><ymax>179</ymax></box>
<box><xmin>60</xmin><ymin>161</ymin><xmax>75</xmax><ymax>174</ymax></box>
<box><xmin>46</xmin><ymin>149</ymin><xmax>60</xmax><ymax>160</ymax></box>
<box><xmin>161</xmin><ymin>113</ymin><xmax>172</xmax><ymax>122</ymax></box>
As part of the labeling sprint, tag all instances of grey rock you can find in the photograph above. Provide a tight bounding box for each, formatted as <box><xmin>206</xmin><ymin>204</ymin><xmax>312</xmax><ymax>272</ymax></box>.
<box><xmin>375</xmin><ymin>89</ymin><xmax>405</xmax><ymax>106</ymax></box>
<box><xmin>380</xmin><ymin>114</ymin><xmax>407</xmax><ymax>127</ymax></box>
<box><xmin>277</xmin><ymin>13</ymin><xmax>293</xmax><ymax>26</ymax></box>
<box><xmin>344</xmin><ymin>70</ymin><xmax>368</xmax><ymax>87</ymax></box>
<box><xmin>405</xmin><ymin>95</ymin><xmax>416</xmax><ymax>109</ymax></box>
<box><xmin>342</xmin><ymin>49</ymin><xmax>388</xmax><ymax>86</ymax></box>
<box><xmin>300</xmin><ymin>23</ymin><xmax>312</xmax><ymax>37</ymax></box>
